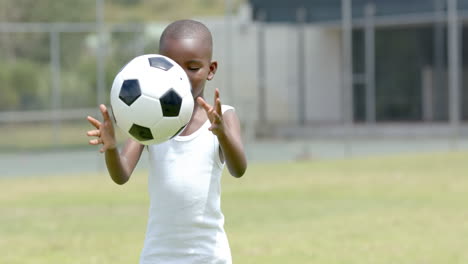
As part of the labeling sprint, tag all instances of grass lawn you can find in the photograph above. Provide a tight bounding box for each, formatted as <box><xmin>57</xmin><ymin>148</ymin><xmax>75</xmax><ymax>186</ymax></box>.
<box><xmin>0</xmin><ymin>121</ymin><xmax>127</xmax><ymax>152</ymax></box>
<box><xmin>1</xmin><ymin>152</ymin><xmax>468</xmax><ymax>263</ymax></box>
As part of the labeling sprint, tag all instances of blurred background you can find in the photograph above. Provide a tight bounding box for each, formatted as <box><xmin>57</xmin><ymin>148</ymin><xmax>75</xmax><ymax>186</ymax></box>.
<box><xmin>1</xmin><ymin>0</ymin><xmax>468</xmax><ymax>174</ymax></box>
<box><xmin>3</xmin><ymin>1</ymin><xmax>468</xmax><ymax>263</ymax></box>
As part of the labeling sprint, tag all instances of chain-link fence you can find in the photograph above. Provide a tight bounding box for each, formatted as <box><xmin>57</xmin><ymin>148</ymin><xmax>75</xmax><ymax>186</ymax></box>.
<box><xmin>0</xmin><ymin>0</ymin><xmax>186</xmax><ymax>151</ymax></box>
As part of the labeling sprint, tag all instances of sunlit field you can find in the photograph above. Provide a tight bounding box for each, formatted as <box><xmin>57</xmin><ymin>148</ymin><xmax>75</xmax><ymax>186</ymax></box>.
<box><xmin>0</xmin><ymin>121</ymin><xmax>127</xmax><ymax>152</ymax></box>
<box><xmin>1</xmin><ymin>152</ymin><xmax>468</xmax><ymax>263</ymax></box>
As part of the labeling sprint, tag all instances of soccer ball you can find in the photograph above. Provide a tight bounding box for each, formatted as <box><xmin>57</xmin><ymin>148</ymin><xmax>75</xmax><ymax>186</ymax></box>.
<box><xmin>110</xmin><ymin>54</ymin><xmax>193</xmax><ymax>145</ymax></box>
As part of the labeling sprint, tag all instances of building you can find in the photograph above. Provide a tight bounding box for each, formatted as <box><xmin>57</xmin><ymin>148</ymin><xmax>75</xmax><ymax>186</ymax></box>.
<box><xmin>244</xmin><ymin>0</ymin><xmax>468</xmax><ymax>137</ymax></box>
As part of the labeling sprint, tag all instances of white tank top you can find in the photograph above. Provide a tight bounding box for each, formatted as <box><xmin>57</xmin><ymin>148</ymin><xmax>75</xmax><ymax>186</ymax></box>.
<box><xmin>140</xmin><ymin>105</ymin><xmax>234</xmax><ymax>264</ymax></box>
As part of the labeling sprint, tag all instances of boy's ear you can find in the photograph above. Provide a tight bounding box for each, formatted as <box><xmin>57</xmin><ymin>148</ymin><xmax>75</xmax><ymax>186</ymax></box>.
<box><xmin>207</xmin><ymin>61</ymin><xmax>218</xmax><ymax>81</ymax></box>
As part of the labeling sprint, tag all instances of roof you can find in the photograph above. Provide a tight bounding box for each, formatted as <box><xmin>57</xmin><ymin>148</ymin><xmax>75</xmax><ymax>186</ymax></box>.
<box><xmin>249</xmin><ymin>0</ymin><xmax>468</xmax><ymax>25</ymax></box>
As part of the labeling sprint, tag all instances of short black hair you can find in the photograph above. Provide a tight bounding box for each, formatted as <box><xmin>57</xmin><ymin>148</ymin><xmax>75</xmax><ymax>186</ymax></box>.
<box><xmin>159</xmin><ymin>19</ymin><xmax>213</xmax><ymax>50</ymax></box>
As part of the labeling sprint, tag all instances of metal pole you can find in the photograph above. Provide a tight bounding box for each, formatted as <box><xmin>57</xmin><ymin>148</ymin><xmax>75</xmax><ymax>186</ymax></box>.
<box><xmin>225</xmin><ymin>0</ymin><xmax>234</xmax><ymax>105</ymax></box>
<box><xmin>134</xmin><ymin>26</ymin><xmax>145</xmax><ymax>56</ymax></box>
<box><xmin>422</xmin><ymin>66</ymin><xmax>434</xmax><ymax>121</ymax></box>
<box><xmin>447</xmin><ymin>0</ymin><xmax>460</xmax><ymax>126</ymax></box>
<box><xmin>257</xmin><ymin>10</ymin><xmax>267</xmax><ymax>125</ymax></box>
<box><xmin>297</xmin><ymin>7</ymin><xmax>307</xmax><ymax>126</ymax></box>
<box><xmin>433</xmin><ymin>0</ymin><xmax>444</xmax><ymax>121</ymax></box>
<box><xmin>96</xmin><ymin>0</ymin><xmax>106</xmax><ymax>106</ymax></box>
<box><xmin>342</xmin><ymin>0</ymin><xmax>353</xmax><ymax>124</ymax></box>
<box><xmin>96</xmin><ymin>0</ymin><xmax>106</xmax><ymax>171</ymax></box>
<box><xmin>364</xmin><ymin>2</ymin><xmax>376</xmax><ymax>123</ymax></box>
<box><xmin>341</xmin><ymin>0</ymin><xmax>353</xmax><ymax>157</ymax></box>
<box><xmin>50</xmin><ymin>30</ymin><xmax>61</xmax><ymax>145</ymax></box>
<box><xmin>447</xmin><ymin>0</ymin><xmax>461</xmax><ymax>149</ymax></box>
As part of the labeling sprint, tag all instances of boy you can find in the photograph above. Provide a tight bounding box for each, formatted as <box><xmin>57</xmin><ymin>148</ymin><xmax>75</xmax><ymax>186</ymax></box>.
<box><xmin>86</xmin><ymin>20</ymin><xmax>247</xmax><ymax>263</ymax></box>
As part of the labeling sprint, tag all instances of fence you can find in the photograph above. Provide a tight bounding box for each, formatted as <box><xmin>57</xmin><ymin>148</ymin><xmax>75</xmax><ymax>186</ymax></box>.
<box><xmin>3</xmin><ymin>0</ymin><xmax>468</xmax><ymax>153</ymax></box>
<box><xmin>0</xmin><ymin>0</ymin><xmax>166</xmax><ymax>151</ymax></box>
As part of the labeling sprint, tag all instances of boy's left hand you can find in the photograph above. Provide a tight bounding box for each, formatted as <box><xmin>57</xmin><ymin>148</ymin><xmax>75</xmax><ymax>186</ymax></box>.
<box><xmin>197</xmin><ymin>88</ymin><xmax>225</xmax><ymax>136</ymax></box>
<box><xmin>197</xmin><ymin>88</ymin><xmax>247</xmax><ymax>177</ymax></box>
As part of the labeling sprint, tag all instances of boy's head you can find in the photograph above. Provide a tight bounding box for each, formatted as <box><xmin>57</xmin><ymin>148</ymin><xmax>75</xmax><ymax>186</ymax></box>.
<box><xmin>159</xmin><ymin>20</ymin><xmax>217</xmax><ymax>99</ymax></box>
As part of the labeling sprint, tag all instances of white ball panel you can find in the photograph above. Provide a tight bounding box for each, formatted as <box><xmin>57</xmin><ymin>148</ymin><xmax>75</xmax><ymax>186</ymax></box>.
<box><xmin>114</xmin><ymin>115</ymin><xmax>133</xmax><ymax>137</ymax></box>
<box><xmin>178</xmin><ymin>95</ymin><xmax>194</xmax><ymax>126</ymax></box>
<box><xmin>139</xmin><ymin>68</ymin><xmax>172</xmax><ymax>99</ymax></box>
<box><xmin>110</xmin><ymin>74</ymin><xmax>123</xmax><ymax>103</ymax></box>
<box><xmin>110</xmin><ymin>97</ymin><xmax>134</xmax><ymax>136</ymax></box>
<box><xmin>127</xmin><ymin>95</ymin><xmax>163</xmax><ymax>127</ymax></box>
<box><xmin>151</xmin><ymin>117</ymin><xmax>182</xmax><ymax>143</ymax></box>
<box><xmin>168</xmin><ymin>68</ymin><xmax>192</xmax><ymax>98</ymax></box>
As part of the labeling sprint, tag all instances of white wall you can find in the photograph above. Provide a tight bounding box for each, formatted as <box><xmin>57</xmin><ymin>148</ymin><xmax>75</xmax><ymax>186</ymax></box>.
<box><xmin>193</xmin><ymin>14</ymin><xmax>344</xmax><ymax>126</ymax></box>
<box><xmin>305</xmin><ymin>27</ymin><xmax>343</xmax><ymax>123</ymax></box>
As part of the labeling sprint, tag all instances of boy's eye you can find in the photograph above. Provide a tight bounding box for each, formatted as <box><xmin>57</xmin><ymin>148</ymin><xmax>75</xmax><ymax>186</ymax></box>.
<box><xmin>188</xmin><ymin>67</ymin><xmax>200</xmax><ymax>71</ymax></box>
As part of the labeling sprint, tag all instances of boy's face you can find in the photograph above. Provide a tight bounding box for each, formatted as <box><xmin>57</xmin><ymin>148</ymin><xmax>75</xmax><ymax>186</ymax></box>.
<box><xmin>160</xmin><ymin>37</ymin><xmax>216</xmax><ymax>100</ymax></box>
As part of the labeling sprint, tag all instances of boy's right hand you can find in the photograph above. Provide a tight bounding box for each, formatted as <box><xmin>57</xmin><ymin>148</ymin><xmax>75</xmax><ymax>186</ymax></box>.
<box><xmin>87</xmin><ymin>104</ymin><xmax>117</xmax><ymax>153</ymax></box>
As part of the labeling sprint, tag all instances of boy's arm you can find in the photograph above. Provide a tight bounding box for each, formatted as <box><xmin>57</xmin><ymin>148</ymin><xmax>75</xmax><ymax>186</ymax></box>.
<box><xmin>217</xmin><ymin>110</ymin><xmax>247</xmax><ymax>177</ymax></box>
<box><xmin>197</xmin><ymin>89</ymin><xmax>247</xmax><ymax>178</ymax></box>
<box><xmin>87</xmin><ymin>104</ymin><xmax>144</xmax><ymax>184</ymax></box>
<box><xmin>104</xmin><ymin>139</ymin><xmax>144</xmax><ymax>184</ymax></box>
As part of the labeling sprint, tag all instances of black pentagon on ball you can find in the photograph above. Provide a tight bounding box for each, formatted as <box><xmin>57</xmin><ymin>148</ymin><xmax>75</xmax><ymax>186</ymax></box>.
<box><xmin>160</xmin><ymin>88</ymin><xmax>182</xmax><ymax>117</ymax></box>
<box><xmin>148</xmin><ymin>57</ymin><xmax>173</xmax><ymax>71</ymax></box>
<box><xmin>129</xmin><ymin>124</ymin><xmax>154</xmax><ymax>141</ymax></box>
<box><xmin>119</xmin><ymin>79</ymin><xmax>141</xmax><ymax>106</ymax></box>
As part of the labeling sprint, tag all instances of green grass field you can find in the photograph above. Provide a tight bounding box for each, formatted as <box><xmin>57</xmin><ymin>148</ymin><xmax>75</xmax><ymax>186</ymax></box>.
<box><xmin>0</xmin><ymin>121</ymin><xmax>128</xmax><ymax>152</ymax></box>
<box><xmin>1</xmin><ymin>152</ymin><xmax>468</xmax><ymax>263</ymax></box>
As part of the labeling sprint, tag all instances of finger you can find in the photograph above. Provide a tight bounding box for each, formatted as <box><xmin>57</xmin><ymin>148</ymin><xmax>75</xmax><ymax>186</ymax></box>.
<box><xmin>215</xmin><ymin>98</ymin><xmax>222</xmax><ymax>116</ymax></box>
<box><xmin>89</xmin><ymin>139</ymin><xmax>101</xmax><ymax>145</ymax></box>
<box><xmin>197</xmin><ymin>97</ymin><xmax>212</xmax><ymax>112</ymax></box>
<box><xmin>87</xmin><ymin>130</ymin><xmax>100</xmax><ymax>137</ymax></box>
<box><xmin>213</xmin><ymin>88</ymin><xmax>220</xmax><ymax>104</ymax></box>
<box><xmin>87</xmin><ymin>116</ymin><xmax>101</xmax><ymax>129</ymax></box>
<box><xmin>214</xmin><ymin>89</ymin><xmax>222</xmax><ymax>115</ymax></box>
<box><xmin>207</xmin><ymin>124</ymin><xmax>219</xmax><ymax>133</ymax></box>
<box><xmin>100</xmin><ymin>104</ymin><xmax>111</xmax><ymax>121</ymax></box>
